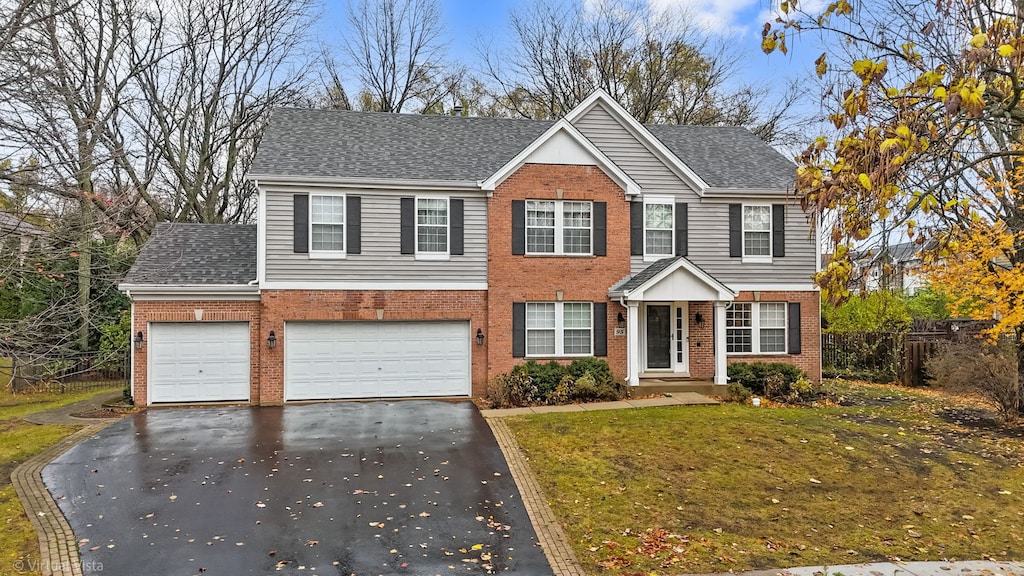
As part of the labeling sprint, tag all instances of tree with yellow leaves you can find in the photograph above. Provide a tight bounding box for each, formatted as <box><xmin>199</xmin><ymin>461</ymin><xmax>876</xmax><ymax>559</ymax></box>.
<box><xmin>764</xmin><ymin>0</ymin><xmax>1024</xmax><ymax>410</ymax></box>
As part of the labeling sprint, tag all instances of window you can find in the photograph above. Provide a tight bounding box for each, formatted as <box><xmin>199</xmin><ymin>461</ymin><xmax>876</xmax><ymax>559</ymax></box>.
<box><xmin>416</xmin><ymin>197</ymin><xmax>448</xmax><ymax>255</ymax></box>
<box><xmin>525</xmin><ymin>302</ymin><xmax>593</xmax><ymax>356</ymax></box>
<box><xmin>645</xmin><ymin>202</ymin><xmax>673</xmax><ymax>258</ymax></box>
<box><xmin>311</xmin><ymin>194</ymin><xmax>345</xmax><ymax>253</ymax></box>
<box><xmin>743</xmin><ymin>205</ymin><xmax>771</xmax><ymax>258</ymax></box>
<box><xmin>525</xmin><ymin>200</ymin><xmax>592</xmax><ymax>255</ymax></box>
<box><xmin>726</xmin><ymin>302</ymin><xmax>787</xmax><ymax>354</ymax></box>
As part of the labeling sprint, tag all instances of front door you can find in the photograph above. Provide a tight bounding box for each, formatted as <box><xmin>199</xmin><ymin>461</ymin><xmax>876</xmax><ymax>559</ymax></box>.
<box><xmin>645</xmin><ymin>305</ymin><xmax>672</xmax><ymax>369</ymax></box>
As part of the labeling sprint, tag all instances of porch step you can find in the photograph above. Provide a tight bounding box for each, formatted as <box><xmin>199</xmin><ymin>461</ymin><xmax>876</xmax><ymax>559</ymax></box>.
<box><xmin>635</xmin><ymin>379</ymin><xmax>728</xmax><ymax>397</ymax></box>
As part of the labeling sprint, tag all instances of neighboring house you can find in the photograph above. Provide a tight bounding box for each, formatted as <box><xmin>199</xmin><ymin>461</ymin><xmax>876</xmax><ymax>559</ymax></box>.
<box><xmin>120</xmin><ymin>90</ymin><xmax>821</xmax><ymax>406</ymax></box>
<box><xmin>0</xmin><ymin>211</ymin><xmax>46</xmax><ymax>262</ymax></box>
<box><xmin>852</xmin><ymin>241</ymin><xmax>926</xmax><ymax>295</ymax></box>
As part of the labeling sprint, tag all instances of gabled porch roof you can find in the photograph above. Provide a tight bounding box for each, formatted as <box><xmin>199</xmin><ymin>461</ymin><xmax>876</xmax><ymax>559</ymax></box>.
<box><xmin>609</xmin><ymin>256</ymin><xmax>737</xmax><ymax>302</ymax></box>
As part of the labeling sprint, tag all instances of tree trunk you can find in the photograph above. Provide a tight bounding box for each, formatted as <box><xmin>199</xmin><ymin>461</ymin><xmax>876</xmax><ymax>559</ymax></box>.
<box><xmin>77</xmin><ymin>199</ymin><xmax>93</xmax><ymax>352</ymax></box>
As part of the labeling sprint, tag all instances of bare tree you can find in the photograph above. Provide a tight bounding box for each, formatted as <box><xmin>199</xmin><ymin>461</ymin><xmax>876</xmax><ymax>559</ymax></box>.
<box><xmin>118</xmin><ymin>0</ymin><xmax>316</xmax><ymax>224</ymax></box>
<box><xmin>338</xmin><ymin>0</ymin><xmax>462</xmax><ymax>113</ymax></box>
<box><xmin>483</xmin><ymin>0</ymin><xmax>803</xmax><ymax>142</ymax></box>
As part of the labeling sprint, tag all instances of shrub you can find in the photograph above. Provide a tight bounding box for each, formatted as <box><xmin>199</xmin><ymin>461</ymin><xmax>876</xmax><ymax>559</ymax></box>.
<box><xmin>728</xmin><ymin>362</ymin><xmax>807</xmax><ymax>399</ymax></box>
<box><xmin>486</xmin><ymin>372</ymin><xmax>538</xmax><ymax>408</ymax></box>
<box><xmin>547</xmin><ymin>371</ymin><xmax>627</xmax><ymax>404</ymax></box>
<box><xmin>727</xmin><ymin>382</ymin><xmax>753</xmax><ymax>403</ymax></box>
<box><xmin>567</xmin><ymin>358</ymin><xmax>614</xmax><ymax>385</ymax></box>
<box><xmin>512</xmin><ymin>360</ymin><xmax>564</xmax><ymax>400</ymax></box>
<box><xmin>926</xmin><ymin>337</ymin><xmax>1021</xmax><ymax>423</ymax></box>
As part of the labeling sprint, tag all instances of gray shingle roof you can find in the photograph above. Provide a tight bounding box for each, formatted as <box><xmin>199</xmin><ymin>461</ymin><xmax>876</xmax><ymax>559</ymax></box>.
<box><xmin>122</xmin><ymin>223</ymin><xmax>256</xmax><ymax>286</ymax></box>
<box><xmin>0</xmin><ymin>212</ymin><xmax>46</xmax><ymax>236</ymax></box>
<box><xmin>250</xmin><ymin>107</ymin><xmax>795</xmax><ymax>190</ymax></box>
<box><xmin>250</xmin><ymin>109</ymin><xmax>553</xmax><ymax>182</ymax></box>
<box><xmin>611</xmin><ymin>257</ymin><xmax>683</xmax><ymax>293</ymax></box>
<box><xmin>646</xmin><ymin>125</ymin><xmax>796</xmax><ymax>189</ymax></box>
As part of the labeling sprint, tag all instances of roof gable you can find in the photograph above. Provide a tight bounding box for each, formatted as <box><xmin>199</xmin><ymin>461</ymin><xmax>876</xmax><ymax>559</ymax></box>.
<box><xmin>610</xmin><ymin>256</ymin><xmax>736</xmax><ymax>301</ymax></box>
<box><xmin>480</xmin><ymin>120</ymin><xmax>640</xmax><ymax>195</ymax></box>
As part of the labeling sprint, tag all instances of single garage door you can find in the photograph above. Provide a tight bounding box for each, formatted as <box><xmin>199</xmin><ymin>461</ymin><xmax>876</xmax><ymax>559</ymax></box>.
<box><xmin>285</xmin><ymin>321</ymin><xmax>470</xmax><ymax>400</ymax></box>
<box><xmin>149</xmin><ymin>322</ymin><xmax>250</xmax><ymax>403</ymax></box>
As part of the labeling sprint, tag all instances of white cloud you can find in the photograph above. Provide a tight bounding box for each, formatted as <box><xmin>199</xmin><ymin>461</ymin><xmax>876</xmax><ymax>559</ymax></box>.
<box><xmin>647</xmin><ymin>0</ymin><xmax>759</xmax><ymax>36</ymax></box>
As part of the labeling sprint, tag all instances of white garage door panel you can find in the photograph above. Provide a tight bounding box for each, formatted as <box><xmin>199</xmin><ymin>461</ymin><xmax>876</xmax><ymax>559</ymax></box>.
<box><xmin>286</xmin><ymin>321</ymin><xmax>471</xmax><ymax>400</ymax></box>
<box><xmin>149</xmin><ymin>323</ymin><xmax>250</xmax><ymax>403</ymax></box>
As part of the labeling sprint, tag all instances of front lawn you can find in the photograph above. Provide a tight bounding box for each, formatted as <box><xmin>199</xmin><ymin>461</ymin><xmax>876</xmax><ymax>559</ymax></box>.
<box><xmin>0</xmin><ymin>388</ymin><xmax>120</xmax><ymax>576</ymax></box>
<box><xmin>505</xmin><ymin>381</ymin><xmax>1024</xmax><ymax>575</ymax></box>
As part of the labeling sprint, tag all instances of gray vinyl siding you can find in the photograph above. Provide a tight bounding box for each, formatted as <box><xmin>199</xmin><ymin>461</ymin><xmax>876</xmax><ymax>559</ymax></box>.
<box><xmin>264</xmin><ymin>190</ymin><xmax>487</xmax><ymax>284</ymax></box>
<box><xmin>630</xmin><ymin>198</ymin><xmax>817</xmax><ymax>285</ymax></box>
<box><xmin>572</xmin><ymin>102</ymin><xmax>700</xmax><ymax>199</ymax></box>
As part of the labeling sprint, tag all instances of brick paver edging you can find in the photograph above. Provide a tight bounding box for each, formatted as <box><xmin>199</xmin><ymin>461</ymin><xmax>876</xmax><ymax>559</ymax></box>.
<box><xmin>487</xmin><ymin>418</ymin><xmax>588</xmax><ymax>576</ymax></box>
<box><xmin>12</xmin><ymin>422</ymin><xmax>116</xmax><ymax>576</ymax></box>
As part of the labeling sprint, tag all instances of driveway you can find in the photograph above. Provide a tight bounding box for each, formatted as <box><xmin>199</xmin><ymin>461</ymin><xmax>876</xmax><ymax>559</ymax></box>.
<box><xmin>44</xmin><ymin>401</ymin><xmax>553</xmax><ymax>575</ymax></box>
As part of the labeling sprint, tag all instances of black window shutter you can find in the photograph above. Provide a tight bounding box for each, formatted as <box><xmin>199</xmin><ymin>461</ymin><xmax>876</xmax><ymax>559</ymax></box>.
<box><xmin>630</xmin><ymin>201</ymin><xmax>642</xmax><ymax>256</ymax></box>
<box><xmin>728</xmin><ymin>204</ymin><xmax>742</xmax><ymax>258</ymax></box>
<box><xmin>675</xmin><ymin>203</ymin><xmax>688</xmax><ymax>257</ymax></box>
<box><xmin>593</xmin><ymin>302</ymin><xmax>608</xmax><ymax>357</ymax></box>
<box><xmin>511</xmin><ymin>200</ymin><xmax>525</xmax><ymax>255</ymax></box>
<box><xmin>773</xmin><ymin>204</ymin><xmax>786</xmax><ymax>257</ymax></box>
<box><xmin>293</xmin><ymin>194</ymin><xmax>309</xmax><ymax>254</ymax></box>
<box><xmin>593</xmin><ymin>202</ymin><xmax>607</xmax><ymax>256</ymax></box>
<box><xmin>450</xmin><ymin>199</ymin><xmax>464</xmax><ymax>255</ymax></box>
<box><xmin>787</xmin><ymin>302</ymin><xmax>802</xmax><ymax>354</ymax></box>
<box><xmin>400</xmin><ymin>197</ymin><xmax>415</xmax><ymax>254</ymax></box>
<box><xmin>512</xmin><ymin>303</ymin><xmax>526</xmax><ymax>358</ymax></box>
<box><xmin>346</xmin><ymin>196</ymin><xmax>361</xmax><ymax>254</ymax></box>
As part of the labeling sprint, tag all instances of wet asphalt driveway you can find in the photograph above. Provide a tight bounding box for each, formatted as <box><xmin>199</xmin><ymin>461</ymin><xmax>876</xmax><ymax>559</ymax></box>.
<box><xmin>43</xmin><ymin>401</ymin><xmax>553</xmax><ymax>575</ymax></box>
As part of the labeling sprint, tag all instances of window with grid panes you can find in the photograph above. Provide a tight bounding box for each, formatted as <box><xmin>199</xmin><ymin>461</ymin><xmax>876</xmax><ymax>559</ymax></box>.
<box><xmin>416</xmin><ymin>198</ymin><xmax>448</xmax><ymax>254</ymax></box>
<box><xmin>311</xmin><ymin>195</ymin><xmax>345</xmax><ymax>252</ymax></box>
<box><xmin>525</xmin><ymin>302</ymin><xmax>593</xmax><ymax>356</ymax></box>
<box><xmin>645</xmin><ymin>202</ymin><xmax>673</xmax><ymax>257</ymax></box>
<box><xmin>742</xmin><ymin>205</ymin><xmax>771</xmax><ymax>257</ymax></box>
<box><xmin>726</xmin><ymin>302</ymin><xmax>787</xmax><ymax>354</ymax></box>
<box><xmin>525</xmin><ymin>200</ymin><xmax>592</xmax><ymax>255</ymax></box>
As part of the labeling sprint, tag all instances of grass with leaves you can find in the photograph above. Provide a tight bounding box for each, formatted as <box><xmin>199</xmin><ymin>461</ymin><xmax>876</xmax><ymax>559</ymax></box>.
<box><xmin>505</xmin><ymin>381</ymin><xmax>1024</xmax><ymax>574</ymax></box>
<box><xmin>0</xmin><ymin>387</ymin><xmax>120</xmax><ymax>576</ymax></box>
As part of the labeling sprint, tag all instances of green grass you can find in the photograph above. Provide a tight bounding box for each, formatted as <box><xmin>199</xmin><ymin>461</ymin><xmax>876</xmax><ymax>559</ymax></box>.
<box><xmin>505</xmin><ymin>381</ymin><xmax>1024</xmax><ymax>575</ymax></box>
<box><xmin>0</xmin><ymin>358</ymin><xmax>11</xmax><ymax>390</ymax></box>
<box><xmin>0</xmin><ymin>387</ymin><xmax>120</xmax><ymax>576</ymax></box>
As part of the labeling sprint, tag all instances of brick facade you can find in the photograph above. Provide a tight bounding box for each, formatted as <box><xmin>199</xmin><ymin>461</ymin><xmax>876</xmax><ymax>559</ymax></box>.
<box><xmin>725</xmin><ymin>290</ymin><xmax>822</xmax><ymax>383</ymax></box>
<box><xmin>486</xmin><ymin>163</ymin><xmax>632</xmax><ymax>380</ymax></box>
<box><xmin>259</xmin><ymin>290</ymin><xmax>488</xmax><ymax>404</ymax></box>
<box><xmin>131</xmin><ymin>300</ymin><xmax>261</xmax><ymax>405</ymax></box>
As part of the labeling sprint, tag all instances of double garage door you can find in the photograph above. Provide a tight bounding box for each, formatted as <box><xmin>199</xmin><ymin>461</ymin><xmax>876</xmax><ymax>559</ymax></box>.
<box><xmin>285</xmin><ymin>321</ymin><xmax>470</xmax><ymax>400</ymax></box>
<box><xmin>148</xmin><ymin>321</ymin><xmax>470</xmax><ymax>403</ymax></box>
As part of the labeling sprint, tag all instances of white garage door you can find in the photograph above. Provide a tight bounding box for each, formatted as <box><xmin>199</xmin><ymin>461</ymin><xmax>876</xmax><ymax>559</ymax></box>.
<box><xmin>285</xmin><ymin>321</ymin><xmax>471</xmax><ymax>400</ymax></box>
<box><xmin>149</xmin><ymin>322</ymin><xmax>250</xmax><ymax>403</ymax></box>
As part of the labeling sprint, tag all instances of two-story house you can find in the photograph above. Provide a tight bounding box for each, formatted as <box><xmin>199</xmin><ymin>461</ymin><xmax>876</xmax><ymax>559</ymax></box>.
<box><xmin>120</xmin><ymin>91</ymin><xmax>820</xmax><ymax>406</ymax></box>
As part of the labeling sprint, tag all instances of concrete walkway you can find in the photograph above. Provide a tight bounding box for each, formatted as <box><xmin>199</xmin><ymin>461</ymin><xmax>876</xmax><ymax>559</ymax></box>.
<box><xmin>479</xmin><ymin>392</ymin><xmax>718</xmax><ymax>418</ymax></box>
<box><xmin>22</xmin><ymin>392</ymin><xmax>123</xmax><ymax>425</ymax></box>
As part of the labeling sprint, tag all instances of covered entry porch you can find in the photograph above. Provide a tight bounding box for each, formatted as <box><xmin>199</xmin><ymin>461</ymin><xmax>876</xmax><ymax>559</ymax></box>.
<box><xmin>609</xmin><ymin>257</ymin><xmax>737</xmax><ymax>387</ymax></box>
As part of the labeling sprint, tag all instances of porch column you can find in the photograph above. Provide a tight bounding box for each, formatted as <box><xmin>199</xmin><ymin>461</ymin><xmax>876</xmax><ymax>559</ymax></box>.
<box><xmin>713</xmin><ymin>301</ymin><xmax>728</xmax><ymax>385</ymax></box>
<box><xmin>626</xmin><ymin>301</ymin><xmax>640</xmax><ymax>386</ymax></box>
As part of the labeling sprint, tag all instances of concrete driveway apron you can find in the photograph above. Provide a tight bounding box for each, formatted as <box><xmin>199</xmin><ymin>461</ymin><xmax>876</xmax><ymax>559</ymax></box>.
<box><xmin>44</xmin><ymin>401</ymin><xmax>553</xmax><ymax>575</ymax></box>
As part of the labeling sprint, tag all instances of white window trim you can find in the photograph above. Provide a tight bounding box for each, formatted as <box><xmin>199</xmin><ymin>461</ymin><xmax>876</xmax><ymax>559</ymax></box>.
<box><xmin>741</xmin><ymin>203</ymin><xmax>772</xmax><ymax>264</ymax></box>
<box><xmin>309</xmin><ymin>192</ymin><xmax>346</xmax><ymax>259</ymax></box>
<box><xmin>643</xmin><ymin>197</ymin><xmax>675</xmax><ymax>262</ymax></box>
<box><xmin>415</xmin><ymin>195</ymin><xmax>450</xmax><ymax>261</ymax></box>
<box><xmin>525</xmin><ymin>301</ymin><xmax>594</xmax><ymax>357</ymax></box>
<box><xmin>726</xmin><ymin>302</ymin><xmax>787</xmax><ymax>355</ymax></box>
<box><xmin>525</xmin><ymin>199</ymin><xmax>593</xmax><ymax>256</ymax></box>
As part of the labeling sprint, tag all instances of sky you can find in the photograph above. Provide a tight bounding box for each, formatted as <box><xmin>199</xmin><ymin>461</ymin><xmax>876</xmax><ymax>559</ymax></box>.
<box><xmin>316</xmin><ymin>0</ymin><xmax>824</xmax><ymax>113</ymax></box>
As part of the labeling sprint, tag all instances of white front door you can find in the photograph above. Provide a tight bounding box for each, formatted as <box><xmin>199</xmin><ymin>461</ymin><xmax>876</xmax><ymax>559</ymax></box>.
<box><xmin>643</xmin><ymin>302</ymin><xmax>689</xmax><ymax>374</ymax></box>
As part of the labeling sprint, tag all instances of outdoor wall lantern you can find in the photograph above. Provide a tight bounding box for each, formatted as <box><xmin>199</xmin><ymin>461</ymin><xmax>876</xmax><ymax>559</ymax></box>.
<box><xmin>267</xmin><ymin>330</ymin><xmax>277</xmax><ymax>349</ymax></box>
<box><xmin>694</xmin><ymin>312</ymin><xmax>705</xmax><ymax>326</ymax></box>
<box><xmin>616</xmin><ymin>312</ymin><xmax>626</xmax><ymax>328</ymax></box>
<box><xmin>476</xmin><ymin>328</ymin><xmax>485</xmax><ymax>345</ymax></box>
<box><xmin>133</xmin><ymin>331</ymin><xmax>145</xmax><ymax>349</ymax></box>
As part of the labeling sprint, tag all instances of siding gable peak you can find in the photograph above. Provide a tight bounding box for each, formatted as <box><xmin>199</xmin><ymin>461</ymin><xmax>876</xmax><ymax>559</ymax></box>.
<box><xmin>565</xmin><ymin>90</ymin><xmax>709</xmax><ymax>195</ymax></box>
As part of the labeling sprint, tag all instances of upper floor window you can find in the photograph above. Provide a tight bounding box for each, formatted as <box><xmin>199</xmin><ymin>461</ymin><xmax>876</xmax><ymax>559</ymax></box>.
<box><xmin>743</xmin><ymin>205</ymin><xmax>771</xmax><ymax>258</ymax></box>
<box><xmin>726</xmin><ymin>302</ymin><xmax>787</xmax><ymax>354</ymax></box>
<box><xmin>416</xmin><ymin>197</ymin><xmax>448</xmax><ymax>256</ymax></box>
<box><xmin>645</xmin><ymin>202</ymin><xmax>674</xmax><ymax>258</ymax></box>
<box><xmin>526</xmin><ymin>302</ymin><xmax>593</xmax><ymax>356</ymax></box>
<box><xmin>526</xmin><ymin>200</ymin><xmax>592</xmax><ymax>255</ymax></box>
<box><xmin>311</xmin><ymin>194</ymin><xmax>345</xmax><ymax>253</ymax></box>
